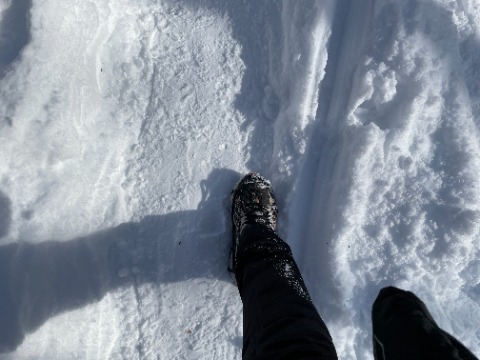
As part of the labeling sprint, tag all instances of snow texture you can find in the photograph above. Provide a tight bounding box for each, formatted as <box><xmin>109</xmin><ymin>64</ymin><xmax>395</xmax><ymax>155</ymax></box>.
<box><xmin>0</xmin><ymin>0</ymin><xmax>479</xmax><ymax>359</ymax></box>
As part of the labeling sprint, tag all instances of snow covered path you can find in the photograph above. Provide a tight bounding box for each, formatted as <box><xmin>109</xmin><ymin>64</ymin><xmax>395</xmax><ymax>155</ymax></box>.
<box><xmin>0</xmin><ymin>0</ymin><xmax>479</xmax><ymax>359</ymax></box>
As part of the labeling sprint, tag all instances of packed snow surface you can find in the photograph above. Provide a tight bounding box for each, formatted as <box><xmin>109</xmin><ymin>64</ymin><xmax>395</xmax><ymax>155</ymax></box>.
<box><xmin>1</xmin><ymin>0</ymin><xmax>480</xmax><ymax>359</ymax></box>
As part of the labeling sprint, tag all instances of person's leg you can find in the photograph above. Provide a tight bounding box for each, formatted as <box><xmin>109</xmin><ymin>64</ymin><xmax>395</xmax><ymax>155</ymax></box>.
<box><xmin>230</xmin><ymin>173</ymin><xmax>337</xmax><ymax>360</ymax></box>
<box><xmin>372</xmin><ymin>286</ymin><xmax>478</xmax><ymax>360</ymax></box>
<box><xmin>236</xmin><ymin>224</ymin><xmax>337</xmax><ymax>359</ymax></box>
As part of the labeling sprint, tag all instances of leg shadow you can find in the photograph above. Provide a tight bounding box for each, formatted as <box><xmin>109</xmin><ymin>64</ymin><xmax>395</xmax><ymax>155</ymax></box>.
<box><xmin>0</xmin><ymin>168</ymin><xmax>240</xmax><ymax>353</ymax></box>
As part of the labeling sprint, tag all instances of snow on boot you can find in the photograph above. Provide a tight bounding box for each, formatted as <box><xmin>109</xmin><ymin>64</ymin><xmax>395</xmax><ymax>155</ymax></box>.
<box><xmin>229</xmin><ymin>173</ymin><xmax>278</xmax><ymax>273</ymax></box>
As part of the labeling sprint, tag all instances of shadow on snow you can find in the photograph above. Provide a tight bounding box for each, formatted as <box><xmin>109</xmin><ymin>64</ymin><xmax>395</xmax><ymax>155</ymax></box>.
<box><xmin>0</xmin><ymin>168</ymin><xmax>240</xmax><ymax>353</ymax></box>
<box><xmin>0</xmin><ymin>0</ymin><xmax>32</xmax><ymax>77</ymax></box>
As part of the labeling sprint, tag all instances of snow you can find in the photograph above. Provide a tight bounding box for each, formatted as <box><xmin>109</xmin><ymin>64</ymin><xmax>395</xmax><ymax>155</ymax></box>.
<box><xmin>0</xmin><ymin>0</ymin><xmax>479</xmax><ymax>359</ymax></box>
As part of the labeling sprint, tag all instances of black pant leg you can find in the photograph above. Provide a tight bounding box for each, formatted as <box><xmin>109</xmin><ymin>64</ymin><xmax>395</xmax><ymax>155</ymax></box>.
<box><xmin>235</xmin><ymin>224</ymin><xmax>338</xmax><ymax>360</ymax></box>
<box><xmin>372</xmin><ymin>286</ymin><xmax>478</xmax><ymax>360</ymax></box>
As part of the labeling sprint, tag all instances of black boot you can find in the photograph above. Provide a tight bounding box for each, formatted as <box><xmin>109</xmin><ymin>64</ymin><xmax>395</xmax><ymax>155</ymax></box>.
<box><xmin>229</xmin><ymin>173</ymin><xmax>278</xmax><ymax>275</ymax></box>
<box><xmin>230</xmin><ymin>173</ymin><xmax>338</xmax><ymax>360</ymax></box>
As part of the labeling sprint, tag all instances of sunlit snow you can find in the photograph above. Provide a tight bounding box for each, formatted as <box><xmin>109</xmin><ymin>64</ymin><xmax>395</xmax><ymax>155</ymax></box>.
<box><xmin>1</xmin><ymin>0</ymin><xmax>479</xmax><ymax>359</ymax></box>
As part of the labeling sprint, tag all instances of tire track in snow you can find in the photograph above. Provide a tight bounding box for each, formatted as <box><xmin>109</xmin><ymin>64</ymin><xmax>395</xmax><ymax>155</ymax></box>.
<box><xmin>268</xmin><ymin>1</ymin><xmax>335</xmax><ymax>189</ymax></box>
<box><xmin>285</xmin><ymin>1</ymin><xmax>378</xmax><ymax>357</ymax></box>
